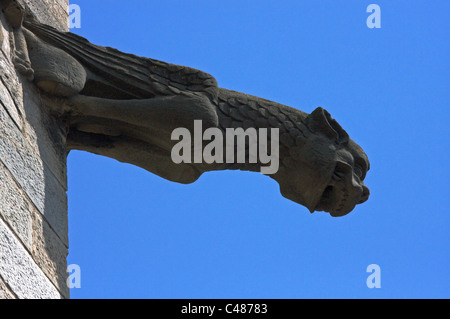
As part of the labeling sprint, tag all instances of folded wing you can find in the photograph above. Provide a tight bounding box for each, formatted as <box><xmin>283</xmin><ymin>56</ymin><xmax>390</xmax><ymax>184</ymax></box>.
<box><xmin>24</xmin><ymin>20</ymin><xmax>219</xmax><ymax>102</ymax></box>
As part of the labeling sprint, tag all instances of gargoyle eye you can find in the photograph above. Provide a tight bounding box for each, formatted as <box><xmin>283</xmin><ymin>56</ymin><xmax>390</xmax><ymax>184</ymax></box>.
<box><xmin>354</xmin><ymin>156</ymin><xmax>368</xmax><ymax>180</ymax></box>
<box><xmin>354</xmin><ymin>165</ymin><xmax>363</xmax><ymax>179</ymax></box>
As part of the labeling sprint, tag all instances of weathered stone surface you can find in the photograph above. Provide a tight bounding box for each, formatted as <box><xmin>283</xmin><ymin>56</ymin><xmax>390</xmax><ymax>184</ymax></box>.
<box><xmin>0</xmin><ymin>57</ymin><xmax>67</xmax><ymax>187</ymax></box>
<box><xmin>0</xmin><ymin>71</ymin><xmax>22</xmax><ymax>130</ymax></box>
<box><xmin>0</xmin><ymin>218</ymin><xmax>62</xmax><ymax>299</ymax></box>
<box><xmin>0</xmin><ymin>94</ymin><xmax>68</xmax><ymax>244</ymax></box>
<box><xmin>0</xmin><ymin>15</ymin><xmax>8</xmax><ymax>57</ymax></box>
<box><xmin>0</xmin><ymin>160</ymin><xmax>68</xmax><ymax>297</ymax></box>
<box><xmin>31</xmin><ymin>209</ymin><xmax>69</xmax><ymax>298</ymax></box>
<box><xmin>0</xmin><ymin>14</ymin><xmax>11</xmax><ymax>60</ymax></box>
<box><xmin>0</xmin><ymin>0</ymin><xmax>69</xmax><ymax>299</ymax></box>
<box><xmin>0</xmin><ymin>58</ymin><xmax>24</xmax><ymax>119</ymax></box>
<box><xmin>0</xmin><ymin>45</ymin><xmax>67</xmax><ymax>244</ymax></box>
<box><xmin>22</xmin><ymin>83</ymin><xmax>68</xmax><ymax>185</ymax></box>
<box><xmin>0</xmin><ymin>160</ymin><xmax>33</xmax><ymax>250</ymax></box>
<box><xmin>0</xmin><ymin>275</ymin><xmax>16</xmax><ymax>299</ymax></box>
<box><xmin>23</xmin><ymin>0</ymin><xmax>68</xmax><ymax>31</ymax></box>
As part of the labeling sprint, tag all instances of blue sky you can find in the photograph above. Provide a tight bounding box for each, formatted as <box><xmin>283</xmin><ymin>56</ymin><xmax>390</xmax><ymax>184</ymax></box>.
<box><xmin>67</xmin><ymin>0</ymin><xmax>449</xmax><ymax>298</ymax></box>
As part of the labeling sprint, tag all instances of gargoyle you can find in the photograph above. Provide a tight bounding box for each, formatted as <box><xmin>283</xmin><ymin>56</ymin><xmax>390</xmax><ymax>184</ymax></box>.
<box><xmin>1</xmin><ymin>0</ymin><xmax>370</xmax><ymax>216</ymax></box>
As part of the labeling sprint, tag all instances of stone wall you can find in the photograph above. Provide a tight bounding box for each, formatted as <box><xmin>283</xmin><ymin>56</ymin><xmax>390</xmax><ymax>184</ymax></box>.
<box><xmin>0</xmin><ymin>0</ymin><xmax>69</xmax><ymax>299</ymax></box>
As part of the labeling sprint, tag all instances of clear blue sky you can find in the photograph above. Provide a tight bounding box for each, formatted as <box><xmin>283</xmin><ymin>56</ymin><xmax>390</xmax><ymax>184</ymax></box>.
<box><xmin>67</xmin><ymin>0</ymin><xmax>449</xmax><ymax>298</ymax></box>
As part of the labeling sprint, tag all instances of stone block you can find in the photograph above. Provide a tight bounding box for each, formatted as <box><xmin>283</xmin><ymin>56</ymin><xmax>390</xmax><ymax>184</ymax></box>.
<box><xmin>0</xmin><ymin>218</ymin><xmax>62</xmax><ymax>299</ymax></box>
<box><xmin>0</xmin><ymin>275</ymin><xmax>16</xmax><ymax>299</ymax></box>
<box><xmin>0</xmin><ymin>65</ymin><xmax>68</xmax><ymax>246</ymax></box>
<box><xmin>31</xmin><ymin>209</ymin><xmax>69</xmax><ymax>298</ymax></box>
<box><xmin>0</xmin><ymin>161</ymin><xmax>33</xmax><ymax>250</ymax></box>
<box><xmin>23</xmin><ymin>0</ymin><xmax>68</xmax><ymax>31</ymax></box>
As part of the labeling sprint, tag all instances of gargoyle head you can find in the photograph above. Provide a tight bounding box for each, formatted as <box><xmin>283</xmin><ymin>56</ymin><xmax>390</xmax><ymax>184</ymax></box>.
<box><xmin>276</xmin><ymin>107</ymin><xmax>370</xmax><ymax>217</ymax></box>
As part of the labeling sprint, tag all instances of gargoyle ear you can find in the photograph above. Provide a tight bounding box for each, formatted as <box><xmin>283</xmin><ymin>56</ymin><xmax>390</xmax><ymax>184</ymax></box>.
<box><xmin>306</xmin><ymin>107</ymin><xmax>349</xmax><ymax>145</ymax></box>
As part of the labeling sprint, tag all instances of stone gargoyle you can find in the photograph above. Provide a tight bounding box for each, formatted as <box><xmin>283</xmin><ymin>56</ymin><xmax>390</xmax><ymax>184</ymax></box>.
<box><xmin>1</xmin><ymin>0</ymin><xmax>370</xmax><ymax>217</ymax></box>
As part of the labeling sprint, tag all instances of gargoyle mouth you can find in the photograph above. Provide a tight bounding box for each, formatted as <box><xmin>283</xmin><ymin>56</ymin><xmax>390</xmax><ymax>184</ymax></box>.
<box><xmin>314</xmin><ymin>162</ymin><xmax>355</xmax><ymax>217</ymax></box>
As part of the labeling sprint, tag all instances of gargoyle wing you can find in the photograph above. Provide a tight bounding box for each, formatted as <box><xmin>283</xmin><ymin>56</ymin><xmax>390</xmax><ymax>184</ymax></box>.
<box><xmin>23</xmin><ymin>20</ymin><xmax>219</xmax><ymax>102</ymax></box>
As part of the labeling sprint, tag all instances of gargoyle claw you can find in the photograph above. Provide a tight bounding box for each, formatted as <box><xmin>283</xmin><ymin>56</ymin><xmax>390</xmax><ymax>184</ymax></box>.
<box><xmin>13</xmin><ymin>54</ymin><xmax>34</xmax><ymax>80</ymax></box>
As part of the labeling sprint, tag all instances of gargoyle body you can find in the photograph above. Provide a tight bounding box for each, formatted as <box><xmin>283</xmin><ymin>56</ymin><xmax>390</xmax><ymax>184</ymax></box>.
<box><xmin>1</xmin><ymin>0</ymin><xmax>370</xmax><ymax>216</ymax></box>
